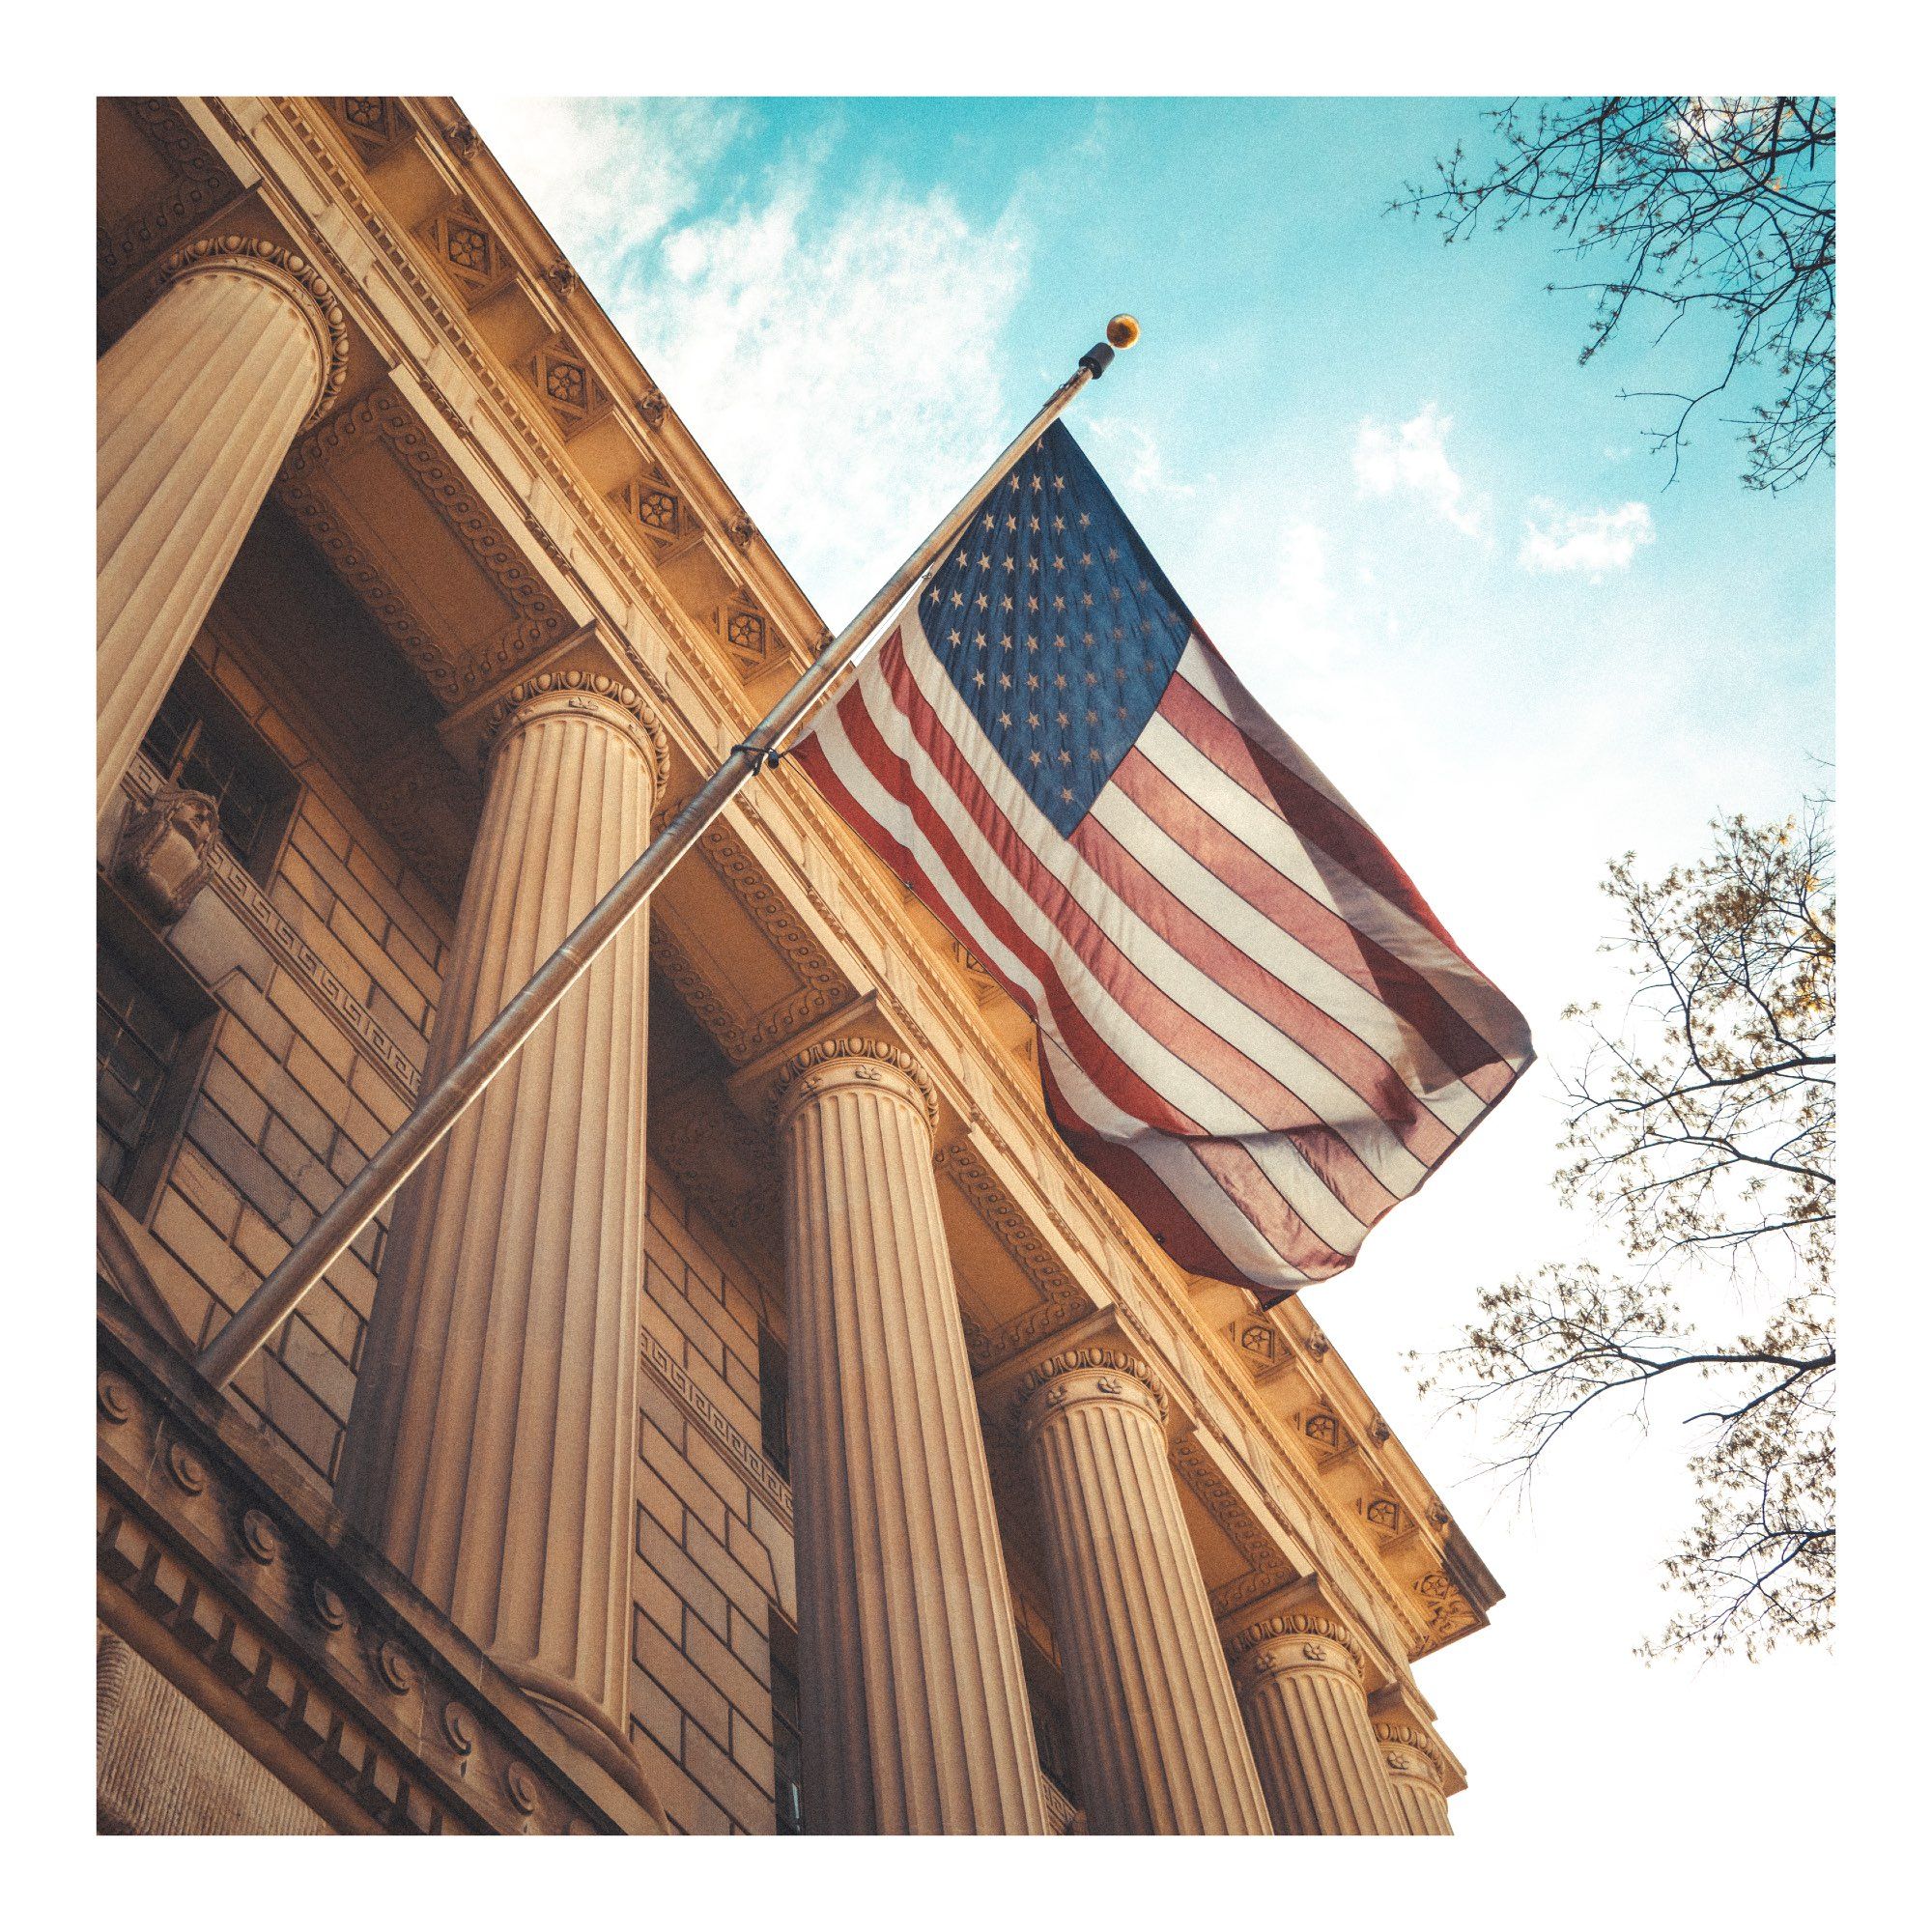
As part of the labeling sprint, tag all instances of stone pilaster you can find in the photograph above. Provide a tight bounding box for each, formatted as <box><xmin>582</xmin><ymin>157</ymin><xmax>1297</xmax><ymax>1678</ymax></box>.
<box><xmin>1225</xmin><ymin>1610</ymin><xmax>1406</xmax><ymax>1835</ymax></box>
<box><xmin>1013</xmin><ymin>1350</ymin><xmax>1271</xmax><ymax>1834</ymax></box>
<box><xmin>775</xmin><ymin>1037</ymin><xmax>1046</xmax><ymax>1833</ymax></box>
<box><xmin>1375</xmin><ymin>1722</ymin><xmax>1454</xmax><ymax>1835</ymax></box>
<box><xmin>98</xmin><ymin>235</ymin><xmax>350</xmax><ymax>818</ymax></box>
<box><xmin>335</xmin><ymin>669</ymin><xmax>666</xmax><ymax>1805</ymax></box>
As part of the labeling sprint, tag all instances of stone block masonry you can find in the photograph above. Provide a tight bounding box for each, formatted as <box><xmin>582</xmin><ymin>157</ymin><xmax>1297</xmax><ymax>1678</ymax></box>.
<box><xmin>629</xmin><ymin>1161</ymin><xmax>797</xmax><ymax>1833</ymax></box>
<box><xmin>126</xmin><ymin>624</ymin><xmax>453</xmax><ymax>1487</ymax></box>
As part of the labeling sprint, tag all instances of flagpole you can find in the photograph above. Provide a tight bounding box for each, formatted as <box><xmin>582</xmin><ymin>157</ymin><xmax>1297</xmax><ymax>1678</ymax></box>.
<box><xmin>194</xmin><ymin>316</ymin><xmax>1141</xmax><ymax>1390</ymax></box>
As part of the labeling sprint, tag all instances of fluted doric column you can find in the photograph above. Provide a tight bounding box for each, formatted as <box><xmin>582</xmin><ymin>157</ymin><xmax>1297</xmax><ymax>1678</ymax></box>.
<box><xmin>336</xmin><ymin>669</ymin><xmax>666</xmax><ymax>1808</ymax></box>
<box><xmin>98</xmin><ymin>235</ymin><xmax>350</xmax><ymax>818</ymax></box>
<box><xmin>1013</xmin><ymin>1350</ymin><xmax>1271</xmax><ymax>1834</ymax></box>
<box><xmin>776</xmin><ymin>1038</ymin><xmax>1046</xmax><ymax>1834</ymax></box>
<box><xmin>1225</xmin><ymin>1610</ymin><xmax>1406</xmax><ymax>1835</ymax></box>
<box><xmin>1375</xmin><ymin>1722</ymin><xmax>1454</xmax><ymax>1835</ymax></box>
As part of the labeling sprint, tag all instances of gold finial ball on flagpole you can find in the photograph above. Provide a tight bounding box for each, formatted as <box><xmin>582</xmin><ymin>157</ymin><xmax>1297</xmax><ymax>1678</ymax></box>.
<box><xmin>1106</xmin><ymin>314</ymin><xmax>1141</xmax><ymax>350</ymax></box>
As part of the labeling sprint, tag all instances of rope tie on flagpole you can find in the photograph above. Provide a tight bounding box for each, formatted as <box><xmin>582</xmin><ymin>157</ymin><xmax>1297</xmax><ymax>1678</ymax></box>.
<box><xmin>191</xmin><ymin>316</ymin><xmax>1140</xmax><ymax>1391</ymax></box>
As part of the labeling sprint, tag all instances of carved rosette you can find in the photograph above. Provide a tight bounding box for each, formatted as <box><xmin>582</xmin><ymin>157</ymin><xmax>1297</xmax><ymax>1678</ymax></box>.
<box><xmin>479</xmin><ymin>668</ymin><xmax>669</xmax><ymax>790</ymax></box>
<box><xmin>157</xmin><ymin>235</ymin><xmax>352</xmax><ymax>428</ymax></box>
<box><xmin>770</xmin><ymin>1035</ymin><xmax>938</xmax><ymax>1134</ymax></box>
<box><xmin>1012</xmin><ymin>1346</ymin><xmax>1169</xmax><ymax>1436</ymax></box>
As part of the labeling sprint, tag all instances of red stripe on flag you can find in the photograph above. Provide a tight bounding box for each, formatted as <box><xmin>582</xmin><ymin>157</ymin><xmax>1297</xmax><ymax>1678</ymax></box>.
<box><xmin>1111</xmin><ymin>745</ymin><xmax>1506</xmax><ymax>1085</ymax></box>
<box><xmin>857</xmin><ymin>640</ymin><xmax>1402</xmax><ymax>1227</ymax></box>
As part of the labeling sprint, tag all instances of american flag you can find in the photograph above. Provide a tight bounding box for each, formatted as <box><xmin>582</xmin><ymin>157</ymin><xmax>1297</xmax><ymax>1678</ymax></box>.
<box><xmin>792</xmin><ymin>420</ymin><xmax>1533</xmax><ymax>1305</ymax></box>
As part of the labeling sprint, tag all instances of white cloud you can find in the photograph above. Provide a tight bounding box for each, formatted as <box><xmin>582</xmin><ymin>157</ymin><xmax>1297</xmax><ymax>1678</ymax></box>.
<box><xmin>463</xmin><ymin>99</ymin><xmax>1030</xmax><ymax>621</ymax></box>
<box><xmin>467</xmin><ymin>98</ymin><xmax>743</xmax><ymax>263</ymax></box>
<box><xmin>1519</xmin><ymin>499</ymin><xmax>1657</xmax><ymax>579</ymax></box>
<box><xmin>1353</xmin><ymin>403</ymin><xmax>1487</xmax><ymax>537</ymax></box>
<box><xmin>1081</xmin><ymin>414</ymin><xmax>1196</xmax><ymax>501</ymax></box>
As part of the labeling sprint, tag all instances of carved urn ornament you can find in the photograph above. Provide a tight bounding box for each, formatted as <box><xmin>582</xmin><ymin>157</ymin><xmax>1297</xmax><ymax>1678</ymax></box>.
<box><xmin>112</xmin><ymin>784</ymin><xmax>220</xmax><ymax>923</ymax></box>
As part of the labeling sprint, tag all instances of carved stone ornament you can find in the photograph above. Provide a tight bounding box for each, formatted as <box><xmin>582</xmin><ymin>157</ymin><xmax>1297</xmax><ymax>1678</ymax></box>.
<box><xmin>635</xmin><ymin>386</ymin><xmax>668</xmax><ymax>430</ymax></box>
<box><xmin>771</xmin><ymin>1036</ymin><xmax>939</xmax><ymax>1131</ymax></box>
<box><xmin>110</xmin><ymin>784</ymin><xmax>220</xmax><ymax>924</ymax></box>
<box><xmin>1373</xmin><ymin>1721</ymin><xmax>1447</xmax><ymax>1790</ymax></box>
<box><xmin>1226</xmin><ymin>1610</ymin><xmax>1365</xmax><ymax>1685</ymax></box>
<box><xmin>445</xmin><ymin>119</ymin><xmax>482</xmax><ymax>161</ymax></box>
<box><xmin>1011</xmin><ymin>1345</ymin><xmax>1169</xmax><ymax>1430</ymax></box>
<box><xmin>479</xmin><ymin>668</ymin><xmax>669</xmax><ymax>791</ymax></box>
<box><xmin>157</xmin><ymin>236</ymin><xmax>353</xmax><ymax>428</ymax></box>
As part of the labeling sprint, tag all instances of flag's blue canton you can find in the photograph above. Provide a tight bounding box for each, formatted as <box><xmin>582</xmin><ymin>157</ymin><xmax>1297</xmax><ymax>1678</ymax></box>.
<box><xmin>918</xmin><ymin>420</ymin><xmax>1195</xmax><ymax>835</ymax></box>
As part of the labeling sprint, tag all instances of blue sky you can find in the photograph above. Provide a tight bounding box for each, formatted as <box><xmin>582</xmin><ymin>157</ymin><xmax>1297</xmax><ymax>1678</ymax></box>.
<box><xmin>470</xmin><ymin>95</ymin><xmax>1836</xmax><ymax>1841</ymax></box>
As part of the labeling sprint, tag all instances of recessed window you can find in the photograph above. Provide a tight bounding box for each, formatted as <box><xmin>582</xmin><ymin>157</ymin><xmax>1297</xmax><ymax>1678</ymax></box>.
<box><xmin>96</xmin><ymin>880</ymin><xmax>216</xmax><ymax>1219</ymax></box>
<box><xmin>770</xmin><ymin>1611</ymin><xmax>804</xmax><ymax>1835</ymax></box>
<box><xmin>139</xmin><ymin>658</ymin><xmax>298</xmax><ymax>882</ymax></box>
<box><xmin>759</xmin><ymin>1325</ymin><xmax>791</xmax><ymax>1482</ymax></box>
<box><xmin>1018</xmin><ymin>1634</ymin><xmax>1081</xmax><ymax>1808</ymax></box>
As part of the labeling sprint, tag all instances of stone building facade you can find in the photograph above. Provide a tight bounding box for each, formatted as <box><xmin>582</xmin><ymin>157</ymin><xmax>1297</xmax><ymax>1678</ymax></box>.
<box><xmin>95</xmin><ymin>95</ymin><xmax>1500</xmax><ymax>1836</ymax></box>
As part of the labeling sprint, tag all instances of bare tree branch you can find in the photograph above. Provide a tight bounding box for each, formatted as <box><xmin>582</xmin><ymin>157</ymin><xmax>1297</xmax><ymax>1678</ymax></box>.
<box><xmin>1414</xmin><ymin>801</ymin><xmax>1835</xmax><ymax>1660</ymax></box>
<box><xmin>1393</xmin><ymin>98</ymin><xmax>1835</xmax><ymax>493</ymax></box>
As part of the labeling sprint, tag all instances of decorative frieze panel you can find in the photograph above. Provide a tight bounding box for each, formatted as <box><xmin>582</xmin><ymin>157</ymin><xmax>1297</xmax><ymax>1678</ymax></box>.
<box><xmin>275</xmin><ymin>388</ymin><xmax>573</xmax><ymax>705</ymax></box>
<box><xmin>97</xmin><ymin>97</ymin><xmax>235</xmax><ymax>291</ymax></box>
<box><xmin>97</xmin><ymin>1295</ymin><xmax>661</xmax><ymax>1835</ymax></box>
<box><xmin>1225</xmin><ymin>1316</ymin><xmax>1291</xmax><ymax>1380</ymax></box>
<box><xmin>649</xmin><ymin>824</ymin><xmax>848</xmax><ymax>1065</ymax></box>
<box><xmin>1300</xmin><ymin>1407</ymin><xmax>1351</xmax><ymax>1460</ymax></box>
<box><xmin>723</xmin><ymin>604</ymin><xmax>772</xmax><ymax>676</ymax></box>
<box><xmin>1412</xmin><ymin>1572</ymin><xmax>1478</xmax><ymax>1647</ymax></box>
<box><xmin>936</xmin><ymin>1140</ymin><xmax>1091</xmax><ymax>1373</ymax></box>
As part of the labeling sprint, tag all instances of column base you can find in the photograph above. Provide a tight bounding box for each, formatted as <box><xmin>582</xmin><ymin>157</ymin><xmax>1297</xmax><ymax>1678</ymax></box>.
<box><xmin>507</xmin><ymin>1662</ymin><xmax>668</xmax><ymax>1828</ymax></box>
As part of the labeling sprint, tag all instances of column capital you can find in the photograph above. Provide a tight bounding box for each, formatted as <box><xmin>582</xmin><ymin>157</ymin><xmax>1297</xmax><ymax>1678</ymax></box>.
<box><xmin>157</xmin><ymin>234</ymin><xmax>351</xmax><ymax>428</ymax></box>
<box><xmin>1012</xmin><ymin>1343</ymin><xmax>1168</xmax><ymax>1435</ymax></box>
<box><xmin>1225</xmin><ymin>1609</ymin><xmax>1366</xmax><ymax>1690</ymax></box>
<box><xmin>771</xmin><ymin>1034</ymin><xmax>938</xmax><ymax>1134</ymax></box>
<box><xmin>1372</xmin><ymin>1721</ymin><xmax>1448</xmax><ymax>1796</ymax></box>
<box><xmin>479</xmin><ymin>667</ymin><xmax>669</xmax><ymax>788</ymax></box>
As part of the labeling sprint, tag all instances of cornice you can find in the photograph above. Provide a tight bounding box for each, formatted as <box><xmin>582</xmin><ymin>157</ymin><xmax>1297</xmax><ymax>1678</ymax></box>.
<box><xmin>262</xmin><ymin>98</ymin><xmax>812</xmax><ymax>710</ymax></box>
<box><xmin>238</xmin><ymin>98</ymin><xmax>756</xmax><ymax>747</ymax></box>
<box><xmin>97</xmin><ymin>1291</ymin><xmax>665</xmax><ymax>1835</ymax></box>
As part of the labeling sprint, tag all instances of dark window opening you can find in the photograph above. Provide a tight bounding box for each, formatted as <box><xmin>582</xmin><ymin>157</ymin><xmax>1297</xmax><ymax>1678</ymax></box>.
<box><xmin>770</xmin><ymin>1611</ymin><xmax>804</xmax><ymax>1835</ymax></box>
<box><xmin>1019</xmin><ymin>1634</ymin><xmax>1081</xmax><ymax>1807</ymax></box>
<box><xmin>759</xmin><ymin>1325</ymin><xmax>791</xmax><ymax>1482</ymax></box>
<box><xmin>97</xmin><ymin>879</ymin><xmax>217</xmax><ymax>1219</ymax></box>
<box><xmin>138</xmin><ymin>657</ymin><xmax>298</xmax><ymax>881</ymax></box>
